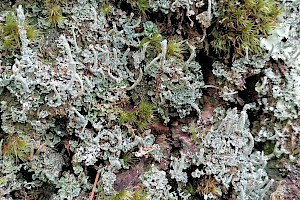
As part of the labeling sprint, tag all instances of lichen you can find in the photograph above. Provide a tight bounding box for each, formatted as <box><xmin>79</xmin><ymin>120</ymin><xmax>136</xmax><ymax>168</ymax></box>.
<box><xmin>0</xmin><ymin>1</ymin><xmax>299</xmax><ymax>199</ymax></box>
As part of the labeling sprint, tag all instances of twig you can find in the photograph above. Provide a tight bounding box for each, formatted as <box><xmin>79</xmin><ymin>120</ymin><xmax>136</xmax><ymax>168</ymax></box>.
<box><xmin>90</xmin><ymin>169</ymin><xmax>101</xmax><ymax>200</ymax></box>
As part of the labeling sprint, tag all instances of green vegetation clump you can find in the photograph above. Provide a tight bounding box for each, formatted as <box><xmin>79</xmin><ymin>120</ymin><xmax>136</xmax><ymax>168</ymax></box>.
<box><xmin>108</xmin><ymin>189</ymin><xmax>133</xmax><ymax>200</ymax></box>
<box><xmin>107</xmin><ymin>189</ymin><xmax>147</xmax><ymax>200</ymax></box>
<box><xmin>101</xmin><ymin>4</ymin><xmax>113</xmax><ymax>15</ymax></box>
<box><xmin>46</xmin><ymin>0</ymin><xmax>63</xmax><ymax>27</ymax></box>
<box><xmin>135</xmin><ymin>101</ymin><xmax>155</xmax><ymax>129</ymax></box>
<box><xmin>129</xmin><ymin>0</ymin><xmax>150</xmax><ymax>14</ymax></box>
<box><xmin>2</xmin><ymin>134</ymin><xmax>31</xmax><ymax>161</ymax></box>
<box><xmin>166</xmin><ymin>36</ymin><xmax>187</xmax><ymax>59</ymax></box>
<box><xmin>210</xmin><ymin>0</ymin><xmax>281</xmax><ymax>61</ymax></box>
<box><xmin>119</xmin><ymin>101</ymin><xmax>155</xmax><ymax>130</ymax></box>
<box><xmin>139</xmin><ymin>31</ymin><xmax>163</xmax><ymax>58</ymax></box>
<box><xmin>140</xmin><ymin>33</ymin><xmax>187</xmax><ymax>60</ymax></box>
<box><xmin>0</xmin><ymin>12</ymin><xmax>36</xmax><ymax>51</ymax></box>
<box><xmin>119</xmin><ymin>111</ymin><xmax>137</xmax><ymax>125</ymax></box>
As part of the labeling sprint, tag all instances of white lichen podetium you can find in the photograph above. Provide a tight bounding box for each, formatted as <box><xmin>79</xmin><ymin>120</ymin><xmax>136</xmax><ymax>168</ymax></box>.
<box><xmin>16</xmin><ymin>5</ymin><xmax>29</xmax><ymax>55</ymax></box>
<box><xmin>59</xmin><ymin>34</ymin><xmax>84</xmax><ymax>97</ymax></box>
<box><xmin>7</xmin><ymin>5</ymin><xmax>35</xmax><ymax>94</ymax></box>
<box><xmin>239</xmin><ymin>104</ymin><xmax>254</xmax><ymax>156</ymax></box>
<box><xmin>194</xmin><ymin>105</ymin><xmax>274</xmax><ymax>199</ymax></box>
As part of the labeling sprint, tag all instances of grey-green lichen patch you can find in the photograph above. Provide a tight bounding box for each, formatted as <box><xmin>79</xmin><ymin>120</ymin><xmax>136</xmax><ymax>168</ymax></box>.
<box><xmin>0</xmin><ymin>0</ymin><xmax>299</xmax><ymax>199</ymax></box>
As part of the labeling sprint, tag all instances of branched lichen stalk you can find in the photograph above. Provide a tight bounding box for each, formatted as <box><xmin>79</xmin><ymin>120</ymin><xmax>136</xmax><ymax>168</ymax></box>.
<box><xmin>89</xmin><ymin>44</ymin><xmax>105</xmax><ymax>77</ymax></box>
<box><xmin>16</xmin><ymin>5</ymin><xmax>29</xmax><ymax>54</ymax></box>
<box><xmin>160</xmin><ymin>39</ymin><xmax>167</xmax><ymax>70</ymax></box>
<box><xmin>11</xmin><ymin>60</ymin><xmax>30</xmax><ymax>93</ymax></box>
<box><xmin>60</xmin><ymin>34</ymin><xmax>84</xmax><ymax>95</ymax></box>
<box><xmin>126</xmin><ymin>68</ymin><xmax>143</xmax><ymax>91</ymax></box>
<box><xmin>71</xmin><ymin>27</ymin><xmax>80</xmax><ymax>53</ymax></box>
<box><xmin>145</xmin><ymin>53</ymin><xmax>162</xmax><ymax>72</ymax></box>
<box><xmin>186</xmin><ymin>42</ymin><xmax>196</xmax><ymax>63</ymax></box>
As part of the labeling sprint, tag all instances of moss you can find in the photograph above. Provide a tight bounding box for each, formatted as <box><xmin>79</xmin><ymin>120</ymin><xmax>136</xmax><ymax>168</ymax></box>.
<box><xmin>2</xmin><ymin>134</ymin><xmax>31</xmax><ymax>162</ymax></box>
<box><xmin>136</xmin><ymin>101</ymin><xmax>154</xmax><ymax>124</ymax></box>
<box><xmin>139</xmin><ymin>31</ymin><xmax>163</xmax><ymax>59</ymax></box>
<box><xmin>47</xmin><ymin>3</ymin><xmax>63</xmax><ymax>27</ymax></box>
<box><xmin>189</xmin><ymin>122</ymin><xmax>198</xmax><ymax>142</ymax></box>
<box><xmin>0</xmin><ymin>11</ymin><xmax>37</xmax><ymax>51</ymax></box>
<box><xmin>129</xmin><ymin>0</ymin><xmax>150</xmax><ymax>15</ymax></box>
<box><xmin>101</xmin><ymin>4</ymin><xmax>113</xmax><ymax>15</ymax></box>
<box><xmin>210</xmin><ymin>0</ymin><xmax>281</xmax><ymax>61</ymax></box>
<box><xmin>166</xmin><ymin>36</ymin><xmax>187</xmax><ymax>59</ymax></box>
<box><xmin>108</xmin><ymin>189</ymin><xmax>132</xmax><ymax>200</ymax></box>
<box><xmin>119</xmin><ymin>101</ymin><xmax>155</xmax><ymax>130</ymax></box>
<box><xmin>107</xmin><ymin>188</ymin><xmax>147</xmax><ymax>200</ymax></box>
<box><xmin>196</xmin><ymin>176</ymin><xmax>222</xmax><ymax>197</ymax></box>
<box><xmin>131</xmin><ymin>189</ymin><xmax>147</xmax><ymax>200</ymax></box>
<box><xmin>120</xmin><ymin>152</ymin><xmax>134</xmax><ymax>166</ymax></box>
<box><xmin>119</xmin><ymin>111</ymin><xmax>137</xmax><ymax>125</ymax></box>
<box><xmin>140</xmin><ymin>31</ymin><xmax>187</xmax><ymax>60</ymax></box>
<box><xmin>183</xmin><ymin>183</ymin><xmax>196</xmax><ymax>196</ymax></box>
